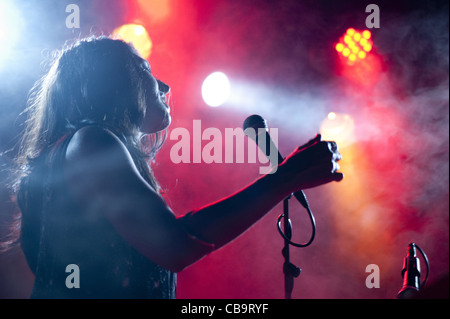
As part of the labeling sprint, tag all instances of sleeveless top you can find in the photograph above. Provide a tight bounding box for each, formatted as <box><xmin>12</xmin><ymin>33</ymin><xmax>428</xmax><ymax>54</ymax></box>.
<box><xmin>19</xmin><ymin>131</ymin><xmax>176</xmax><ymax>299</ymax></box>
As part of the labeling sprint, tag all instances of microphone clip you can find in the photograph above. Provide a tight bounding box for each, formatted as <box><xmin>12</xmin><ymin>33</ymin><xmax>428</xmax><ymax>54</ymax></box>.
<box><xmin>397</xmin><ymin>242</ymin><xmax>429</xmax><ymax>299</ymax></box>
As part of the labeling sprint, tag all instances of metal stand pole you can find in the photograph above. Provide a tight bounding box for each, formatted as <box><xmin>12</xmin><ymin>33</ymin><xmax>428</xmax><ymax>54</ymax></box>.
<box><xmin>281</xmin><ymin>194</ymin><xmax>301</xmax><ymax>299</ymax></box>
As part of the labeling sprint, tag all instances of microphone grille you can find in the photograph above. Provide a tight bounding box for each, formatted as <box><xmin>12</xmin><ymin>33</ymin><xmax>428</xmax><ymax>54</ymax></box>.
<box><xmin>243</xmin><ymin>114</ymin><xmax>267</xmax><ymax>131</ymax></box>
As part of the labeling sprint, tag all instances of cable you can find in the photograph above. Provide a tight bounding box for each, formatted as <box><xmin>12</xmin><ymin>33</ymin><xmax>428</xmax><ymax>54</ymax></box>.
<box><xmin>276</xmin><ymin>193</ymin><xmax>316</xmax><ymax>248</ymax></box>
<box><xmin>415</xmin><ymin>243</ymin><xmax>430</xmax><ymax>289</ymax></box>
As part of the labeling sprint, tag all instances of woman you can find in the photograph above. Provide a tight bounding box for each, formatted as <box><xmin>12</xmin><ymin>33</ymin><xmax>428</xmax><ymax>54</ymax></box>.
<box><xmin>8</xmin><ymin>36</ymin><xmax>343</xmax><ymax>298</ymax></box>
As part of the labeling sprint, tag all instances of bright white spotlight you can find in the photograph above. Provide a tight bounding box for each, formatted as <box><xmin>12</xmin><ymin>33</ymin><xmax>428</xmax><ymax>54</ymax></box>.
<box><xmin>202</xmin><ymin>72</ymin><xmax>231</xmax><ymax>107</ymax></box>
<box><xmin>0</xmin><ymin>0</ymin><xmax>25</xmax><ymax>70</ymax></box>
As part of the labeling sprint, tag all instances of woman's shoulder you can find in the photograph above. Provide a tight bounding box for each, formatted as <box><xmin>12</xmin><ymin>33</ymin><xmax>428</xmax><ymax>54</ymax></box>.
<box><xmin>65</xmin><ymin>125</ymin><xmax>131</xmax><ymax>163</ymax></box>
<box><xmin>64</xmin><ymin>125</ymin><xmax>141</xmax><ymax>190</ymax></box>
<box><xmin>68</xmin><ymin>125</ymin><xmax>122</xmax><ymax>149</ymax></box>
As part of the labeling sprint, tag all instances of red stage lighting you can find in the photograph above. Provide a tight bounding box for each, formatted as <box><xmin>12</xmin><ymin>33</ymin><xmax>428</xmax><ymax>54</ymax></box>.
<box><xmin>335</xmin><ymin>28</ymin><xmax>373</xmax><ymax>64</ymax></box>
<box><xmin>137</xmin><ymin>0</ymin><xmax>171</xmax><ymax>23</ymax></box>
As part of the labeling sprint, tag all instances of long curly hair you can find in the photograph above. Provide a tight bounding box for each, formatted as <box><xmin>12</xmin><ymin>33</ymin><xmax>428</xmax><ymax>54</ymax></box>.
<box><xmin>1</xmin><ymin>36</ymin><xmax>168</xmax><ymax>252</ymax></box>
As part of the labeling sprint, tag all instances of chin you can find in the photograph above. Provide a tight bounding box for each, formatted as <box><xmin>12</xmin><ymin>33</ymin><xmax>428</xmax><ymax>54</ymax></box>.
<box><xmin>145</xmin><ymin>112</ymin><xmax>171</xmax><ymax>133</ymax></box>
<box><xmin>160</xmin><ymin>113</ymin><xmax>171</xmax><ymax>131</ymax></box>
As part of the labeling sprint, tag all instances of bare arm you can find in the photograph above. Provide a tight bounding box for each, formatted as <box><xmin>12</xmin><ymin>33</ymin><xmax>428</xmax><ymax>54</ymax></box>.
<box><xmin>65</xmin><ymin>127</ymin><xmax>342</xmax><ymax>272</ymax></box>
<box><xmin>182</xmin><ymin>134</ymin><xmax>343</xmax><ymax>249</ymax></box>
<box><xmin>64</xmin><ymin>126</ymin><xmax>214</xmax><ymax>273</ymax></box>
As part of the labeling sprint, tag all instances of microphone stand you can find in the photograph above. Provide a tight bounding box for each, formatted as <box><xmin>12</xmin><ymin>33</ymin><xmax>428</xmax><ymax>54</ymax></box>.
<box><xmin>277</xmin><ymin>190</ymin><xmax>315</xmax><ymax>299</ymax></box>
<box><xmin>241</xmin><ymin>114</ymin><xmax>315</xmax><ymax>299</ymax></box>
<box><xmin>281</xmin><ymin>194</ymin><xmax>301</xmax><ymax>299</ymax></box>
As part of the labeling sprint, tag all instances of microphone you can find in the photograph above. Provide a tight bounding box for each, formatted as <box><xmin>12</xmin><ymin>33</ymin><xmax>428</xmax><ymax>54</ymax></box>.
<box><xmin>243</xmin><ymin>114</ymin><xmax>283</xmax><ymax>166</ymax></box>
<box><xmin>397</xmin><ymin>242</ymin><xmax>421</xmax><ymax>299</ymax></box>
<box><xmin>243</xmin><ymin>114</ymin><xmax>309</xmax><ymax>209</ymax></box>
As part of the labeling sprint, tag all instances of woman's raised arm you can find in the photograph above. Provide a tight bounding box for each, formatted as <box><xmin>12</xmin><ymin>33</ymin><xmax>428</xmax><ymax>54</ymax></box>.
<box><xmin>65</xmin><ymin>126</ymin><xmax>342</xmax><ymax>272</ymax></box>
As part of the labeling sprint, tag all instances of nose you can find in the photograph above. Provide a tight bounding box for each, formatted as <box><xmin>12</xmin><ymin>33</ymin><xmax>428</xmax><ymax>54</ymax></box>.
<box><xmin>157</xmin><ymin>79</ymin><xmax>170</xmax><ymax>94</ymax></box>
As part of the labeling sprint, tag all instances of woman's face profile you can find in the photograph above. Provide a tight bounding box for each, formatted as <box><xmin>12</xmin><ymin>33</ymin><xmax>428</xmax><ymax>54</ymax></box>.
<box><xmin>139</xmin><ymin>57</ymin><xmax>172</xmax><ymax>134</ymax></box>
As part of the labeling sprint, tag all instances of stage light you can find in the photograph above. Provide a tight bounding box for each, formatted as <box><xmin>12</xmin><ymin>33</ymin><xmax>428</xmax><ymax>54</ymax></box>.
<box><xmin>363</xmin><ymin>44</ymin><xmax>372</xmax><ymax>52</ymax></box>
<box><xmin>362</xmin><ymin>30</ymin><xmax>372</xmax><ymax>40</ymax></box>
<box><xmin>202</xmin><ymin>72</ymin><xmax>231</xmax><ymax>107</ymax></box>
<box><xmin>0</xmin><ymin>0</ymin><xmax>24</xmax><ymax>70</ymax></box>
<box><xmin>335</xmin><ymin>43</ymin><xmax>344</xmax><ymax>52</ymax></box>
<box><xmin>112</xmin><ymin>24</ymin><xmax>152</xmax><ymax>59</ymax></box>
<box><xmin>134</xmin><ymin>25</ymin><xmax>145</xmax><ymax>36</ymax></box>
<box><xmin>335</xmin><ymin>28</ymin><xmax>373</xmax><ymax>64</ymax></box>
<box><xmin>320</xmin><ymin>112</ymin><xmax>355</xmax><ymax>149</ymax></box>
<box><xmin>328</xmin><ymin>112</ymin><xmax>337</xmax><ymax>120</ymax></box>
<box><xmin>342</xmin><ymin>48</ymin><xmax>350</xmax><ymax>57</ymax></box>
<box><xmin>351</xmin><ymin>46</ymin><xmax>359</xmax><ymax>54</ymax></box>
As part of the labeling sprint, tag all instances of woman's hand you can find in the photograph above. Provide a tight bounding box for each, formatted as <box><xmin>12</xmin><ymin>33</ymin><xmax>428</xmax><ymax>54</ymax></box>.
<box><xmin>276</xmin><ymin>134</ymin><xmax>343</xmax><ymax>192</ymax></box>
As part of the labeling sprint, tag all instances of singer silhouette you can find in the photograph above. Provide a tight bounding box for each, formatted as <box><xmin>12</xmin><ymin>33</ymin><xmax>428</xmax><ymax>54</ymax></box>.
<box><xmin>2</xmin><ymin>36</ymin><xmax>343</xmax><ymax>298</ymax></box>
